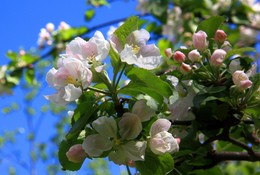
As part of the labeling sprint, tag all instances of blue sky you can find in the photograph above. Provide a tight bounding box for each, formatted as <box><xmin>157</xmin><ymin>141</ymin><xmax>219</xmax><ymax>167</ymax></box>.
<box><xmin>0</xmin><ymin>0</ymin><xmax>139</xmax><ymax>174</ymax></box>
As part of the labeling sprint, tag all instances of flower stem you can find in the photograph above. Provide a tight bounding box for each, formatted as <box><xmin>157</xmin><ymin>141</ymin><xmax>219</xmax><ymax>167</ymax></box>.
<box><xmin>87</xmin><ymin>86</ymin><xmax>111</xmax><ymax>95</ymax></box>
<box><xmin>115</xmin><ymin>63</ymin><xmax>126</xmax><ymax>90</ymax></box>
<box><xmin>126</xmin><ymin>165</ymin><xmax>132</xmax><ymax>175</ymax></box>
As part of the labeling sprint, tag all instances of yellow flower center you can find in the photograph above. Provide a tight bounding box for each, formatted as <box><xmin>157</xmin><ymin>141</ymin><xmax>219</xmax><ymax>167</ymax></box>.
<box><xmin>131</xmin><ymin>44</ymin><xmax>140</xmax><ymax>54</ymax></box>
<box><xmin>67</xmin><ymin>76</ymin><xmax>81</xmax><ymax>86</ymax></box>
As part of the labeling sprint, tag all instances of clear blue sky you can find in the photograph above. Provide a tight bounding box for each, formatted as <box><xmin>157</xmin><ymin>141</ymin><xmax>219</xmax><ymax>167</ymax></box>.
<box><xmin>0</xmin><ymin>0</ymin><xmax>139</xmax><ymax>174</ymax></box>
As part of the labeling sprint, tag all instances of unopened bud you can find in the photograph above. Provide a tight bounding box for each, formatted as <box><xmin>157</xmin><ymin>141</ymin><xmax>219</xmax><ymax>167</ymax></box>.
<box><xmin>173</xmin><ymin>51</ymin><xmax>186</xmax><ymax>63</ymax></box>
<box><xmin>46</xmin><ymin>23</ymin><xmax>55</xmax><ymax>33</ymax></box>
<box><xmin>214</xmin><ymin>30</ymin><xmax>227</xmax><ymax>44</ymax></box>
<box><xmin>66</xmin><ymin>144</ymin><xmax>87</xmax><ymax>163</ymax></box>
<box><xmin>232</xmin><ymin>70</ymin><xmax>252</xmax><ymax>91</ymax></box>
<box><xmin>188</xmin><ymin>49</ymin><xmax>201</xmax><ymax>62</ymax></box>
<box><xmin>164</xmin><ymin>48</ymin><xmax>173</xmax><ymax>58</ymax></box>
<box><xmin>180</xmin><ymin>62</ymin><xmax>192</xmax><ymax>74</ymax></box>
<box><xmin>210</xmin><ymin>49</ymin><xmax>226</xmax><ymax>67</ymax></box>
<box><xmin>192</xmin><ymin>30</ymin><xmax>208</xmax><ymax>51</ymax></box>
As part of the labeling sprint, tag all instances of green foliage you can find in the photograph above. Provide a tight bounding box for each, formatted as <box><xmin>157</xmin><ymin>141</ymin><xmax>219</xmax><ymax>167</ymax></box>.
<box><xmin>136</xmin><ymin>152</ymin><xmax>174</xmax><ymax>175</ymax></box>
<box><xmin>114</xmin><ymin>16</ymin><xmax>139</xmax><ymax>46</ymax></box>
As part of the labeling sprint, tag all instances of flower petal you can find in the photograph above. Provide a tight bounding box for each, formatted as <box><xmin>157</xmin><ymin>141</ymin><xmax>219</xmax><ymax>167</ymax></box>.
<box><xmin>92</xmin><ymin>116</ymin><xmax>117</xmax><ymax>138</ymax></box>
<box><xmin>150</xmin><ymin>119</ymin><xmax>171</xmax><ymax>137</ymax></box>
<box><xmin>63</xmin><ymin>84</ymin><xmax>82</xmax><ymax>101</ymax></box>
<box><xmin>82</xmin><ymin>134</ymin><xmax>112</xmax><ymax>157</ymax></box>
<box><xmin>132</xmin><ymin>99</ymin><xmax>155</xmax><ymax>122</ymax></box>
<box><xmin>118</xmin><ymin>112</ymin><xmax>142</xmax><ymax>140</ymax></box>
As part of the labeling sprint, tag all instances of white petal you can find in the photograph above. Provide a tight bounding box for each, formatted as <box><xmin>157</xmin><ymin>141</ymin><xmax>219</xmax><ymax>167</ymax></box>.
<box><xmin>127</xmin><ymin>29</ymin><xmax>150</xmax><ymax>47</ymax></box>
<box><xmin>63</xmin><ymin>84</ymin><xmax>82</xmax><ymax>101</ymax></box>
<box><xmin>82</xmin><ymin>134</ymin><xmax>112</xmax><ymax>157</ymax></box>
<box><xmin>120</xmin><ymin>44</ymin><xmax>138</xmax><ymax>65</ymax></box>
<box><xmin>150</xmin><ymin>119</ymin><xmax>171</xmax><ymax>136</ymax></box>
<box><xmin>44</xmin><ymin>88</ymin><xmax>68</xmax><ymax>106</ymax></box>
<box><xmin>89</xmin><ymin>31</ymin><xmax>110</xmax><ymax>62</ymax></box>
<box><xmin>66</xmin><ymin>37</ymin><xmax>88</xmax><ymax>60</ymax></box>
<box><xmin>118</xmin><ymin>112</ymin><xmax>142</xmax><ymax>140</ymax></box>
<box><xmin>46</xmin><ymin>68</ymin><xmax>58</xmax><ymax>88</ymax></box>
<box><xmin>92</xmin><ymin>116</ymin><xmax>117</xmax><ymax>138</ymax></box>
<box><xmin>132</xmin><ymin>99</ymin><xmax>155</xmax><ymax>122</ymax></box>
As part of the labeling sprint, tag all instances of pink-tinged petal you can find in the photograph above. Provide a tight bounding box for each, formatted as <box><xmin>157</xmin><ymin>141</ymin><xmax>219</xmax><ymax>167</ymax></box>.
<box><xmin>127</xmin><ymin>29</ymin><xmax>150</xmax><ymax>47</ymax></box>
<box><xmin>132</xmin><ymin>100</ymin><xmax>155</xmax><ymax>122</ymax></box>
<box><xmin>150</xmin><ymin>131</ymin><xmax>179</xmax><ymax>155</ymax></box>
<box><xmin>44</xmin><ymin>88</ymin><xmax>68</xmax><ymax>106</ymax></box>
<box><xmin>150</xmin><ymin>119</ymin><xmax>171</xmax><ymax>137</ymax></box>
<box><xmin>66</xmin><ymin>37</ymin><xmax>89</xmax><ymax>60</ymax></box>
<box><xmin>89</xmin><ymin>31</ymin><xmax>110</xmax><ymax>62</ymax></box>
<box><xmin>92</xmin><ymin>116</ymin><xmax>117</xmax><ymax>138</ymax></box>
<box><xmin>46</xmin><ymin>68</ymin><xmax>57</xmax><ymax>87</ymax></box>
<box><xmin>110</xmin><ymin>34</ymin><xmax>123</xmax><ymax>53</ymax></box>
<box><xmin>66</xmin><ymin>144</ymin><xmax>87</xmax><ymax>163</ymax></box>
<box><xmin>63</xmin><ymin>84</ymin><xmax>82</xmax><ymax>101</ymax></box>
<box><xmin>118</xmin><ymin>112</ymin><xmax>142</xmax><ymax>140</ymax></box>
<box><xmin>82</xmin><ymin>134</ymin><xmax>112</xmax><ymax>157</ymax></box>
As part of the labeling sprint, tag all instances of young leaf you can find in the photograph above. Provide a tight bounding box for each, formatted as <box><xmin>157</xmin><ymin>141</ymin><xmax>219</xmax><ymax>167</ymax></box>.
<box><xmin>85</xmin><ymin>9</ymin><xmax>95</xmax><ymax>21</ymax></box>
<box><xmin>114</xmin><ymin>16</ymin><xmax>139</xmax><ymax>46</ymax></box>
<box><xmin>135</xmin><ymin>152</ymin><xmax>174</xmax><ymax>175</ymax></box>
<box><xmin>196</xmin><ymin>16</ymin><xmax>226</xmax><ymax>39</ymax></box>
<box><xmin>125</xmin><ymin>67</ymin><xmax>173</xmax><ymax>98</ymax></box>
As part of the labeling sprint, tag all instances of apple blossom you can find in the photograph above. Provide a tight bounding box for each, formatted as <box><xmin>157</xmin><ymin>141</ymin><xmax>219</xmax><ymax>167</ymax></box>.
<box><xmin>119</xmin><ymin>29</ymin><xmax>163</xmax><ymax>70</ymax></box>
<box><xmin>149</xmin><ymin>119</ymin><xmax>179</xmax><ymax>155</ymax></box>
<box><xmin>210</xmin><ymin>49</ymin><xmax>227</xmax><ymax>67</ymax></box>
<box><xmin>232</xmin><ymin>70</ymin><xmax>252</xmax><ymax>91</ymax></box>
<box><xmin>66</xmin><ymin>32</ymin><xmax>110</xmax><ymax>64</ymax></box>
<box><xmin>82</xmin><ymin>116</ymin><xmax>148</xmax><ymax>164</ymax></box>
<box><xmin>192</xmin><ymin>30</ymin><xmax>208</xmax><ymax>51</ymax></box>
<box><xmin>188</xmin><ymin>49</ymin><xmax>201</xmax><ymax>62</ymax></box>
<box><xmin>173</xmin><ymin>51</ymin><xmax>186</xmax><ymax>63</ymax></box>
<box><xmin>46</xmin><ymin>23</ymin><xmax>55</xmax><ymax>33</ymax></box>
<box><xmin>66</xmin><ymin>144</ymin><xmax>87</xmax><ymax>163</ymax></box>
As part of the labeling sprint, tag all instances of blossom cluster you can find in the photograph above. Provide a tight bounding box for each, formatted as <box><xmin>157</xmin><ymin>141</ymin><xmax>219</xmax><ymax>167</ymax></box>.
<box><xmin>45</xmin><ymin>27</ymin><xmax>180</xmax><ymax>165</ymax></box>
<box><xmin>37</xmin><ymin>21</ymin><xmax>70</xmax><ymax>48</ymax></box>
<box><xmin>165</xmin><ymin>29</ymin><xmax>256</xmax><ymax>122</ymax></box>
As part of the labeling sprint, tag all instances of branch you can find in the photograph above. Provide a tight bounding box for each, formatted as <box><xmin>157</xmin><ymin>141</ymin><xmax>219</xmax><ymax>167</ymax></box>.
<box><xmin>193</xmin><ymin>151</ymin><xmax>260</xmax><ymax>170</ymax></box>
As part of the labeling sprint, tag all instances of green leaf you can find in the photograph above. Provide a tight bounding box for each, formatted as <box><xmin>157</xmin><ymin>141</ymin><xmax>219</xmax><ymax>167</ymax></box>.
<box><xmin>109</xmin><ymin>44</ymin><xmax>122</xmax><ymax>75</ymax></box>
<box><xmin>25</xmin><ymin>68</ymin><xmax>35</xmax><ymax>85</ymax></box>
<box><xmin>119</xmin><ymin>81</ymin><xmax>164</xmax><ymax>104</ymax></box>
<box><xmin>66</xmin><ymin>92</ymin><xmax>98</xmax><ymax>141</ymax></box>
<box><xmin>21</xmin><ymin>54</ymin><xmax>38</xmax><ymax>64</ymax></box>
<box><xmin>6</xmin><ymin>51</ymin><xmax>18</xmax><ymax>61</ymax></box>
<box><xmin>225</xmin><ymin>47</ymin><xmax>256</xmax><ymax>59</ymax></box>
<box><xmin>85</xmin><ymin>9</ymin><xmax>95</xmax><ymax>21</ymax></box>
<box><xmin>196</xmin><ymin>16</ymin><xmax>226</xmax><ymax>39</ymax></box>
<box><xmin>58</xmin><ymin>140</ymin><xmax>84</xmax><ymax>171</ymax></box>
<box><xmin>114</xmin><ymin>16</ymin><xmax>139</xmax><ymax>46</ymax></box>
<box><xmin>136</xmin><ymin>152</ymin><xmax>174</xmax><ymax>175</ymax></box>
<box><xmin>125</xmin><ymin>67</ymin><xmax>173</xmax><ymax>98</ymax></box>
<box><xmin>59</xmin><ymin>27</ymin><xmax>88</xmax><ymax>41</ymax></box>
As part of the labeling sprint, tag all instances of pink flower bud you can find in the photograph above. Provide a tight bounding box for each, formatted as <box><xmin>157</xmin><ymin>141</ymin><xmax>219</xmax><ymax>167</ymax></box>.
<box><xmin>180</xmin><ymin>62</ymin><xmax>192</xmax><ymax>74</ymax></box>
<box><xmin>173</xmin><ymin>51</ymin><xmax>186</xmax><ymax>63</ymax></box>
<box><xmin>210</xmin><ymin>49</ymin><xmax>226</xmax><ymax>67</ymax></box>
<box><xmin>175</xmin><ymin>138</ymin><xmax>181</xmax><ymax>144</ymax></box>
<box><xmin>164</xmin><ymin>48</ymin><xmax>173</xmax><ymax>58</ymax></box>
<box><xmin>192</xmin><ymin>30</ymin><xmax>208</xmax><ymax>51</ymax></box>
<box><xmin>188</xmin><ymin>49</ymin><xmax>201</xmax><ymax>62</ymax></box>
<box><xmin>46</xmin><ymin>23</ymin><xmax>55</xmax><ymax>33</ymax></box>
<box><xmin>66</xmin><ymin>144</ymin><xmax>87</xmax><ymax>163</ymax></box>
<box><xmin>232</xmin><ymin>70</ymin><xmax>252</xmax><ymax>91</ymax></box>
<box><xmin>214</xmin><ymin>30</ymin><xmax>227</xmax><ymax>43</ymax></box>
